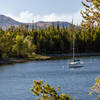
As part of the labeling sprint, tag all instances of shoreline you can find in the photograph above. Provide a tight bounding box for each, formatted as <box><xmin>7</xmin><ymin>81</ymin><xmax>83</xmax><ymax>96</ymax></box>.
<box><xmin>0</xmin><ymin>53</ymin><xmax>100</xmax><ymax>65</ymax></box>
<box><xmin>47</xmin><ymin>53</ymin><xmax>100</xmax><ymax>58</ymax></box>
<box><xmin>0</xmin><ymin>55</ymin><xmax>51</xmax><ymax>65</ymax></box>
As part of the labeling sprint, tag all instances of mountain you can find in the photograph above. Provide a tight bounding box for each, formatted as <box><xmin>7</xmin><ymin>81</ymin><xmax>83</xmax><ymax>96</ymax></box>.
<box><xmin>0</xmin><ymin>15</ymin><xmax>71</xmax><ymax>29</ymax></box>
<box><xmin>34</xmin><ymin>21</ymin><xmax>71</xmax><ymax>28</ymax></box>
<box><xmin>0</xmin><ymin>15</ymin><xmax>23</xmax><ymax>29</ymax></box>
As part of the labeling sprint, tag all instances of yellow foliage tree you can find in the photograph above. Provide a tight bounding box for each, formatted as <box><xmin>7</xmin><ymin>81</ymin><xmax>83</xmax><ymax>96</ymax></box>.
<box><xmin>81</xmin><ymin>0</ymin><xmax>100</xmax><ymax>29</ymax></box>
<box><xmin>89</xmin><ymin>75</ymin><xmax>100</xmax><ymax>99</ymax></box>
<box><xmin>31</xmin><ymin>80</ymin><xmax>71</xmax><ymax>100</ymax></box>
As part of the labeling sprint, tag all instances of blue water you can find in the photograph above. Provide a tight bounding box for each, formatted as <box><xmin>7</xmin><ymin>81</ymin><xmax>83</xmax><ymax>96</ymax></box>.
<box><xmin>0</xmin><ymin>57</ymin><xmax>100</xmax><ymax>100</ymax></box>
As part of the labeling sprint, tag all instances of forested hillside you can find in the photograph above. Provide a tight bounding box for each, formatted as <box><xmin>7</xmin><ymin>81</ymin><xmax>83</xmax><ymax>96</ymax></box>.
<box><xmin>0</xmin><ymin>23</ymin><xmax>100</xmax><ymax>59</ymax></box>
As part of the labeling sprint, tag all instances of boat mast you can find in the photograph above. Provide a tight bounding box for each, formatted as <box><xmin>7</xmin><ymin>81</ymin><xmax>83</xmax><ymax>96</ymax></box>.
<box><xmin>73</xmin><ymin>33</ymin><xmax>75</xmax><ymax>60</ymax></box>
<box><xmin>72</xmin><ymin>20</ymin><xmax>75</xmax><ymax>60</ymax></box>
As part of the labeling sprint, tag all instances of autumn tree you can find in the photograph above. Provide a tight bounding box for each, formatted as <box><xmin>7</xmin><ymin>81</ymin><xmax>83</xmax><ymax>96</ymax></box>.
<box><xmin>81</xmin><ymin>0</ymin><xmax>100</xmax><ymax>29</ymax></box>
<box><xmin>31</xmin><ymin>80</ymin><xmax>71</xmax><ymax>100</ymax></box>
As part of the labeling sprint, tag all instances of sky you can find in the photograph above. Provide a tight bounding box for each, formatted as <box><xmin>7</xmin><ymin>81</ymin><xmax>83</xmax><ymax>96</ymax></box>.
<box><xmin>0</xmin><ymin>0</ymin><xmax>84</xmax><ymax>24</ymax></box>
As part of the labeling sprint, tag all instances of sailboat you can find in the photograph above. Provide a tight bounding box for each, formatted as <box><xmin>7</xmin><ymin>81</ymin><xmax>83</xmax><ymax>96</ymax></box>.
<box><xmin>69</xmin><ymin>33</ymin><xmax>84</xmax><ymax>68</ymax></box>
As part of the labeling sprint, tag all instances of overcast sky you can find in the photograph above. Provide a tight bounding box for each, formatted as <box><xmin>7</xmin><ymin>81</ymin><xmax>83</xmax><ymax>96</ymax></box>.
<box><xmin>0</xmin><ymin>0</ymin><xmax>84</xmax><ymax>24</ymax></box>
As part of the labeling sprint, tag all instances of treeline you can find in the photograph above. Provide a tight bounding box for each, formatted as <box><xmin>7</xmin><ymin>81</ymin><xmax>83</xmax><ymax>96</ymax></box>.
<box><xmin>0</xmin><ymin>24</ymin><xmax>100</xmax><ymax>58</ymax></box>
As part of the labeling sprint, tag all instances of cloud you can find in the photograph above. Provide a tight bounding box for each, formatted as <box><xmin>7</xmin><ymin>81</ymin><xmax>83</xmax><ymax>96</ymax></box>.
<box><xmin>5</xmin><ymin>11</ymin><xmax>34</xmax><ymax>23</ymax></box>
<box><xmin>5</xmin><ymin>10</ymin><xmax>82</xmax><ymax>25</ymax></box>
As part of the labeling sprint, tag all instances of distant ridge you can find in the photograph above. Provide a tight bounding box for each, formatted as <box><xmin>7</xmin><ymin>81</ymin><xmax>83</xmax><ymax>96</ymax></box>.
<box><xmin>0</xmin><ymin>15</ymin><xmax>23</xmax><ymax>29</ymax></box>
<box><xmin>0</xmin><ymin>14</ymin><xmax>71</xmax><ymax>29</ymax></box>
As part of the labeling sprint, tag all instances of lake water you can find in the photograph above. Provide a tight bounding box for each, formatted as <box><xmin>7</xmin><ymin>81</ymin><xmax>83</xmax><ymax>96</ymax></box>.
<box><xmin>0</xmin><ymin>57</ymin><xmax>100</xmax><ymax>100</ymax></box>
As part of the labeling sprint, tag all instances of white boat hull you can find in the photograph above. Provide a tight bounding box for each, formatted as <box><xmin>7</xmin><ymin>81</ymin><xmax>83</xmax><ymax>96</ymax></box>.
<box><xmin>69</xmin><ymin>61</ymin><xmax>84</xmax><ymax>68</ymax></box>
